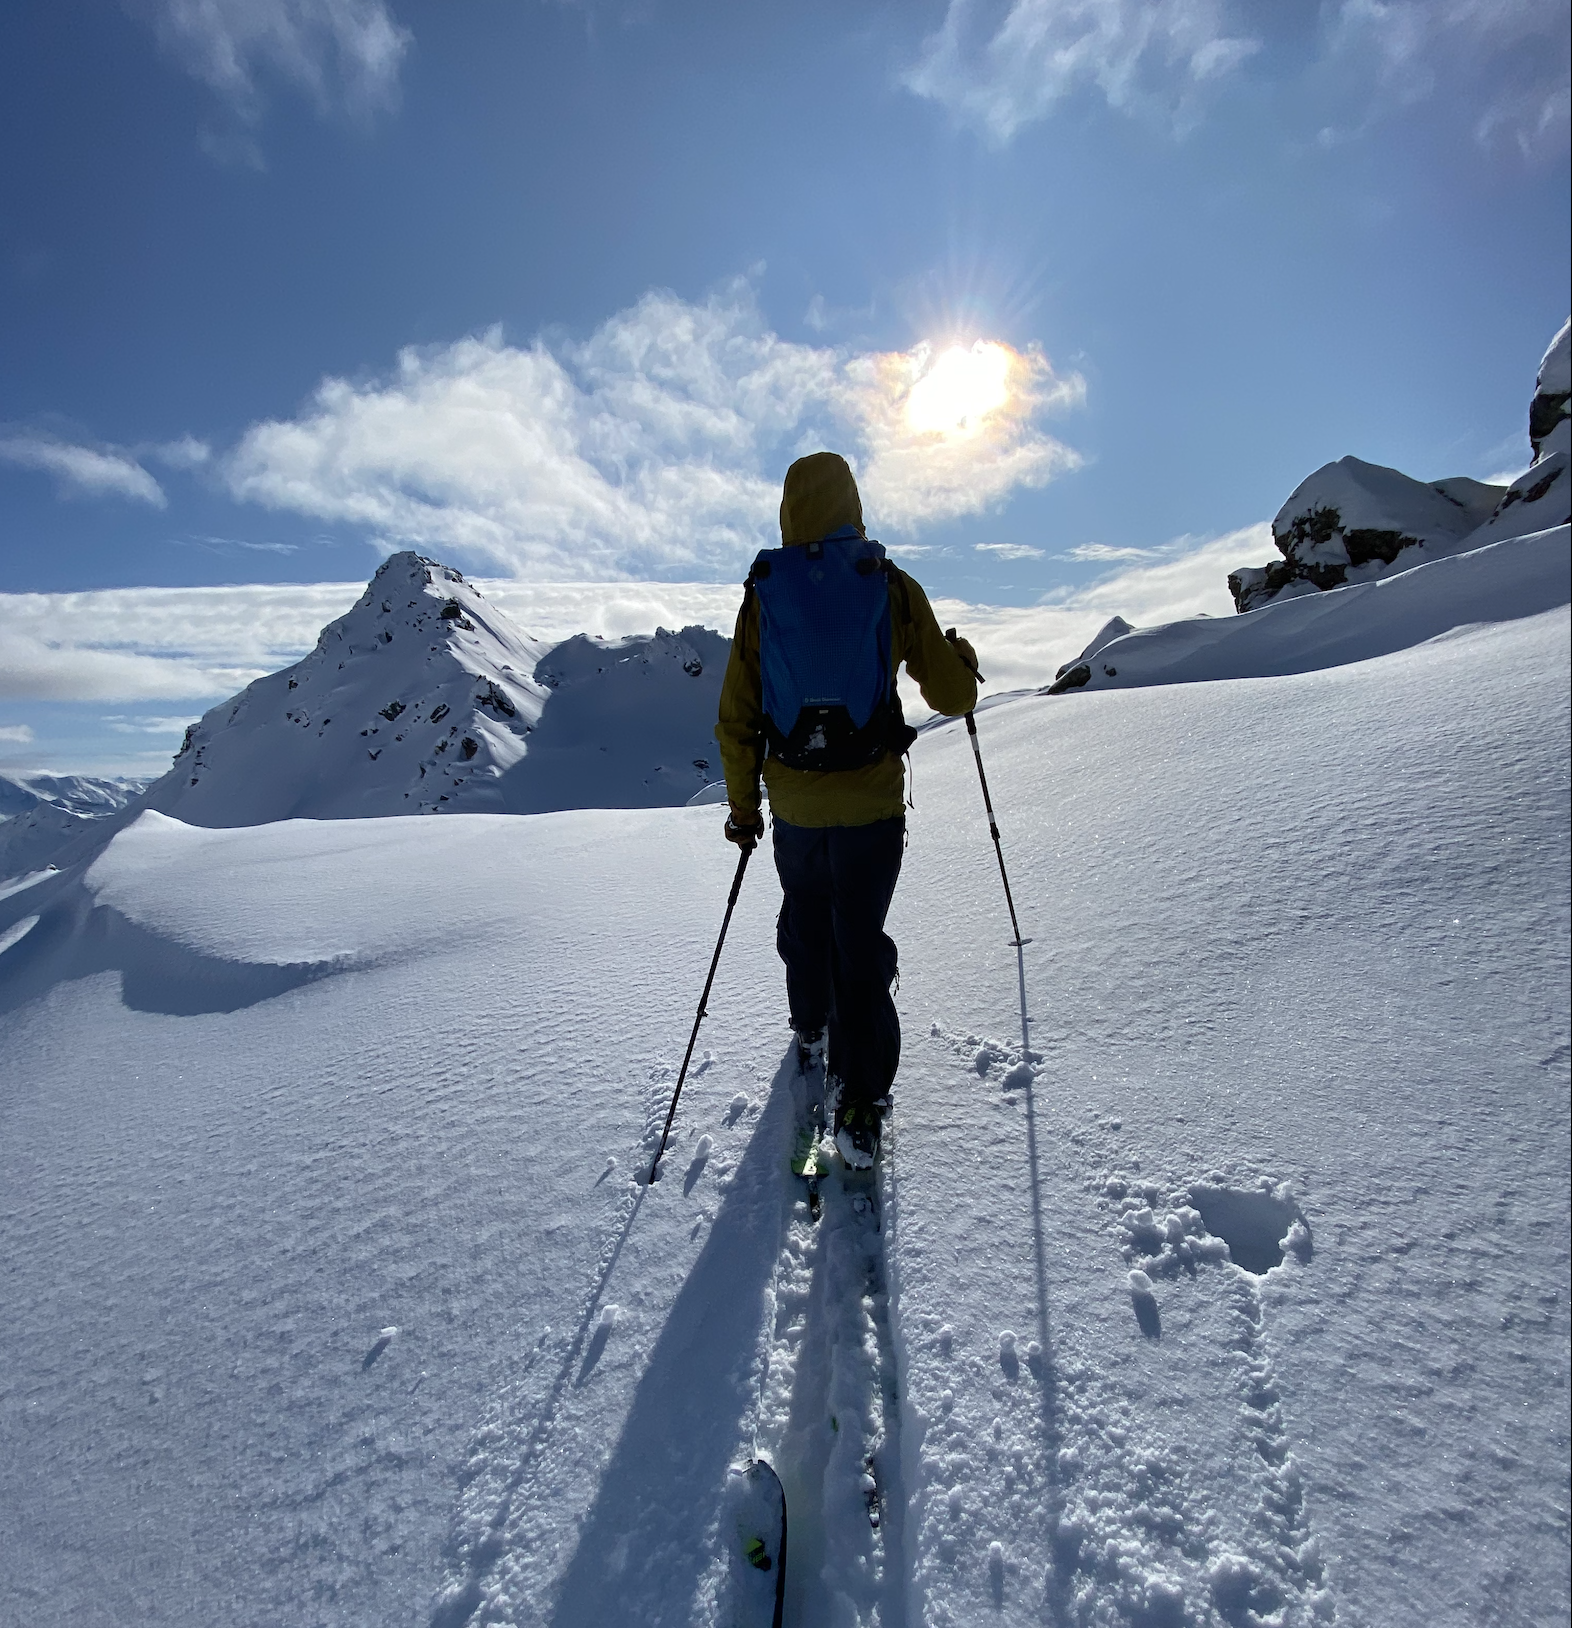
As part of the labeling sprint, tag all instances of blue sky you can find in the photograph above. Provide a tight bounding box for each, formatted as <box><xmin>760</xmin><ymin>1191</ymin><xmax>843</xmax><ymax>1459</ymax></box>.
<box><xmin>0</xmin><ymin>0</ymin><xmax>1567</xmax><ymax>772</ymax></box>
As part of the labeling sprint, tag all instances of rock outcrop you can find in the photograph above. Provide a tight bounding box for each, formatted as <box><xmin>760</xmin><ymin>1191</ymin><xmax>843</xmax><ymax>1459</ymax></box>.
<box><xmin>1230</xmin><ymin>319</ymin><xmax>1571</xmax><ymax>614</ymax></box>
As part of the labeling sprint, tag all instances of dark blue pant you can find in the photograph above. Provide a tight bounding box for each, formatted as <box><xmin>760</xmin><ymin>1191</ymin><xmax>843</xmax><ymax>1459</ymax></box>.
<box><xmin>772</xmin><ymin>816</ymin><xmax>905</xmax><ymax>1105</ymax></box>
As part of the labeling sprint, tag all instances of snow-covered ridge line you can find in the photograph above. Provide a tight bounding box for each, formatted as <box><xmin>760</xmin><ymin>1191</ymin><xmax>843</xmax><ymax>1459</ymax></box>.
<box><xmin>1229</xmin><ymin>318</ymin><xmax>1570</xmax><ymax>615</ymax></box>
<box><xmin>1049</xmin><ymin>524</ymin><xmax>1569</xmax><ymax>696</ymax></box>
<box><xmin>131</xmin><ymin>549</ymin><xmax>733</xmax><ymax>826</ymax></box>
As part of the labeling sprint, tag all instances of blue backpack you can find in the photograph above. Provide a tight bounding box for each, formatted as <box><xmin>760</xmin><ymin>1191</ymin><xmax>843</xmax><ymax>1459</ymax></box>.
<box><xmin>748</xmin><ymin>527</ymin><xmax>918</xmax><ymax>773</ymax></box>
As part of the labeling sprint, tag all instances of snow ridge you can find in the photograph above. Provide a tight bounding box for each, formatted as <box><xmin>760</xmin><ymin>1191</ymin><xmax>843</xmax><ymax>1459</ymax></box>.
<box><xmin>1227</xmin><ymin>318</ymin><xmax>1570</xmax><ymax>616</ymax></box>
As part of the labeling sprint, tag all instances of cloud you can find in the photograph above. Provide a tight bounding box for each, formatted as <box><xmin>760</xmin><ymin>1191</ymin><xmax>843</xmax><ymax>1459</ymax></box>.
<box><xmin>927</xmin><ymin>523</ymin><xmax>1276</xmax><ymax>698</ymax></box>
<box><xmin>974</xmin><ymin>542</ymin><xmax>1044</xmax><ymax>559</ymax></box>
<box><xmin>131</xmin><ymin>0</ymin><xmax>411</xmax><ymax>126</ymax></box>
<box><xmin>1049</xmin><ymin>523</ymin><xmax>1274</xmax><ymax>622</ymax></box>
<box><xmin>151</xmin><ymin>435</ymin><xmax>212</xmax><ymax>470</ymax></box>
<box><xmin>0</xmin><ymin>436</ymin><xmax>166</xmax><ymax>506</ymax></box>
<box><xmin>905</xmin><ymin>0</ymin><xmax>1567</xmax><ymax>157</ymax></box>
<box><xmin>0</xmin><ymin>527</ymin><xmax>1276</xmax><ymax>715</ymax></box>
<box><xmin>177</xmin><ymin>535</ymin><xmax>303</xmax><ymax>556</ymax></box>
<box><xmin>105</xmin><ymin>715</ymin><xmax>205</xmax><ymax>735</ymax></box>
<box><xmin>224</xmin><ymin>285</ymin><xmax>1085</xmax><ymax>579</ymax></box>
<box><xmin>905</xmin><ymin>0</ymin><xmax>1260</xmax><ymax>142</ymax></box>
<box><xmin>0</xmin><ymin>579</ymin><xmax>755</xmax><ymax>704</ymax></box>
<box><xmin>1324</xmin><ymin>0</ymin><xmax>1570</xmax><ymax>159</ymax></box>
<box><xmin>0</xmin><ymin>582</ymin><xmax>360</xmax><ymax>702</ymax></box>
<box><xmin>1057</xmin><ymin>542</ymin><xmax>1161</xmax><ymax>561</ymax></box>
<box><xmin>0</xmin><ymin>724</ymin><xmax>34</xmax><ymax>745</ymax></box>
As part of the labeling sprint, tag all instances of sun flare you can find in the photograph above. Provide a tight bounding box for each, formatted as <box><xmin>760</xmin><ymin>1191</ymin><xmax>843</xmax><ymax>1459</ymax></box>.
<box><xmin>904</xmin><ymin>340</ymin><xmax>1013</xmax><ymax>438</ymax></box>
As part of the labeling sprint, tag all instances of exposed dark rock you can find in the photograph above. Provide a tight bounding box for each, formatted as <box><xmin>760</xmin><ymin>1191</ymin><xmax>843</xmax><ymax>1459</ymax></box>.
<box><xmin>1047</xmin><ymin>663</ymin><xmax>1091</xmax><ymax>695</ymax></box>
<box><xmin>477</xmin><ymin>681</ymin><xmax>516</xmax><ymax>718</ymax></box>
<box><xmin>1343</xmin><ymin>527</ymin><xmax>1418</xmax><ymax>567</ymax></box>
<box><xmin>1229</xmin><ymin>558</ymin><xmax>1298</xmax><ymax>613</ymax></box>
<box><xmin>1529</xmin><ymin>389</ymin><xmax>1569</xmax><ymax>457</ymax></box>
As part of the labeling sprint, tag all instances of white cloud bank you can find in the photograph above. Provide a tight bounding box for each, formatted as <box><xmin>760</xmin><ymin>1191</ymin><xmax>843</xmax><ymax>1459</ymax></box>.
<box><xmin>131</xmin><ymin>0</ymin><xmax>411</xmax><ymax>124</ymax></box>
<box><xmin>0</xmin><ymin>436</ymin><xmax>167</xmax><ymax>507</ymax></box>
<box><xmin>906</xmin><ymin>0</ymin><xmax>1260</xmax><ymax>142</ymax></box>
<box><xmin>0</xmin><ymin>527</ymin><xmax>1275</xmax><ymax>707</ymax></box>
<box><xmin>224</xmin><ymin>286</ymin><xmax>1085</xmax><ymax>580</ymax></box>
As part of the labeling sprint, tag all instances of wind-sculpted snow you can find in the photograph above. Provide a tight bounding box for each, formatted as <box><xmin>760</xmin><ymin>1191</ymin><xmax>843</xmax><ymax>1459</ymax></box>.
<box><xmin>1230</xmin><ymin>319</ymin><xmax>1571</xmax><ymax>615</ymax></box>
<box><xmin>0</xmin><ymin>603</ymin><xmax>1566</xmax><ymax>1627</ymax></box>
<box><xmin>1050</xmin><ymin>524</ymin><xmax>1568</xmax><ymax>696</ymax></box>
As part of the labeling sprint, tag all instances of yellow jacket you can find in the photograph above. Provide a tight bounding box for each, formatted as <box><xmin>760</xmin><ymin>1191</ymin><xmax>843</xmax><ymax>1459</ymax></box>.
<box><xmin>714</xmin><ymin>562</ymin><xmax>978</xmax><ymax>828</ymax></box>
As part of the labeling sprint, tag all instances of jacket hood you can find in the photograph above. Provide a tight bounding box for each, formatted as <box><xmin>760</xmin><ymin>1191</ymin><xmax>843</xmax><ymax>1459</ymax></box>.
<box><xmin>779</xmin><ymin>451</ymin><xmax>865</xmax><ymax>545</ymax></box>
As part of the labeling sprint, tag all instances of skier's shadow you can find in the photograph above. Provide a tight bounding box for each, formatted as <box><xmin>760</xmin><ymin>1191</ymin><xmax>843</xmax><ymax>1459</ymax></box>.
<box><xmin>547</xmin><ymin>1053</ymin><xmax>794</xmax><ymax>1628</ymax></box>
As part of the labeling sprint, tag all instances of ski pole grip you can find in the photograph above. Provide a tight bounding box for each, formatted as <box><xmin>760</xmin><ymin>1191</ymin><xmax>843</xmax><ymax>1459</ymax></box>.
<box><xmin>945</xmin><ymin>628</ymin><xmax>984</xmax><ymax>682</ymax></box>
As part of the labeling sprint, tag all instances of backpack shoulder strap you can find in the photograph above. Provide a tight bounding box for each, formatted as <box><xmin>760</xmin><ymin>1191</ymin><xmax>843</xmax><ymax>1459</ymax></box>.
<box><xmin>881</xmin><ymin>557</ymin><xmax>912</xmax><ymax>634</ymax></box>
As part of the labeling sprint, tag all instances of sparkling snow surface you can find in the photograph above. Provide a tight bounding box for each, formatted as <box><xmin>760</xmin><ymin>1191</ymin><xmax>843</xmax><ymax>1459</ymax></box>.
<box><xmin>1</xmin><ymin>607</ymin><xmax>1568</xmax><ymax>1627</ymax></box>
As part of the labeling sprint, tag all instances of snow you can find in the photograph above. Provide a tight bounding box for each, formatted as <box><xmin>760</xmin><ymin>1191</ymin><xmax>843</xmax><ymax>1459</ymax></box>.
<box><xmin>1275</xmin><ymin>456</ymin><xmax>1487</xmax><ymax>562</ymax></box>
<box><xmin>136</xmin><ymin>550</ymin><xmax>728</xmax><ymax>828</ymax></box>
<box><xmin>0</xmin><ymin>774</ymin><xmax>148</xmax><ymax>879</ymax></box>
<box><xmin>1536</xmin><ymin>317</ymin><xmax>1570</xmax><ymax>399</ymax></box>
<box><xmin>0</xmin><ymin>772</ymin><xmax>147</xmax><ymax>820</ymax></box>
<box><xmin>1</xmin><ymin>581</ymin><xmax>1568</xmax><ymax>1625</ymax></box>
<box><xmin>1231</xmin><ymin>319</ymin><xmax>1570</xmax><ymax>613</ymax></box>
<box><xmin>1049</xmin><ymin>523</ymin><xmax>1568</xmax><ymax>695</ymax></box>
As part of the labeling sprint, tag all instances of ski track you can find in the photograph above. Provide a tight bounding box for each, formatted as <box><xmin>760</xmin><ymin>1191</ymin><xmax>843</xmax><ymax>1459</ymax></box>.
<box><xmin>427</xmin><ymin>1044</ymin><xmax>923</xmax><ymax>1628</ymax></box>
<box><xmin>428</xmin><ymin>1029</ymin><xmax>1345</xmax><ymax>1628</ymax></box>
<box><xmin>746</xmin><ymin>1060</ymin><xmax>911</xmax><ymax>1628</ymax></box>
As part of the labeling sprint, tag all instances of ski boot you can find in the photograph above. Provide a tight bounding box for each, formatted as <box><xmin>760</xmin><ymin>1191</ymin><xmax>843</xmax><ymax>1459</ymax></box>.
<box><xmin>794</xmin><ymin>1025</ymin><xmax>826</xmax><ymax>1076</ymax></box>
<box><xmin>834</xmin><ymin>1094</ymin><xmax>889</xmax><ymax>1171</ymax></box>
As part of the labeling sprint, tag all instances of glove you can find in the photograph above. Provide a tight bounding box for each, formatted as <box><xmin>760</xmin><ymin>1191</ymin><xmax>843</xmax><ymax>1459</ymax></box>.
<box><xmin>725</xmin><ymin>806</ymin><xmax>765</xmax><ymax>849</ymax></box>
<box><xmin>945</xmin><ymin>627</ymin><xmax>983</xmax><ymax>681</ymax></box>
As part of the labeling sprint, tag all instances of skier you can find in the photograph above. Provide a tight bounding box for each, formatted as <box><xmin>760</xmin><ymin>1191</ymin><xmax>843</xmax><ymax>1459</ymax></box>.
<box><xmin>715</xmin><ymin>451</ymin><xmax>980</xmax><ymax>1168</ymax></box>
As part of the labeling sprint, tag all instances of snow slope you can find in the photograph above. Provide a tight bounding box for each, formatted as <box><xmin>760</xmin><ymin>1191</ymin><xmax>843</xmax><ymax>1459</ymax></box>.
<box><xmin>1049</xmin><ymin>524</ymin><xmax>1568</xmax><ymax>695</ymax></box>
<box><xmin>0</xmin><ymin>603</ymin><xmax>1566</xmax><ymax>1627</ymax></box>
<box><xmin>0</xmin><ymin>774</ymin><xmax>150</xmax><ymax>882</ymax></box>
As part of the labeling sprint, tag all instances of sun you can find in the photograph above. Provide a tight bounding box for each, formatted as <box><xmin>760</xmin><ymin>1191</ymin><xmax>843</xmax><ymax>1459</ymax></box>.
<box><xmin>904</xmin><ymin>340</ymin><xmax>1013</xmax><ymax>438</ymax></box>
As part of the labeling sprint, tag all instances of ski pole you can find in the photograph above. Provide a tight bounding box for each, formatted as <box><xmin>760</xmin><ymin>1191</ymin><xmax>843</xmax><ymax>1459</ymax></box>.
<box><xmin>648</xmin><ymin>838</ymin><xmax>755</xmax><ymax>1183</ymax></box>
<box><xmin>964</xmin><ymin>710</ymin><xmax>1030</xmax><ymax>950</ymax></box>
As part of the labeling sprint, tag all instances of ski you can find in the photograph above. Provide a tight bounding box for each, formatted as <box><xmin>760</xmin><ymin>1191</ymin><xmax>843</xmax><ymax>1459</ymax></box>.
<box><xmin>791</xmin><ymin>1032</ymin><xmax>829</xmax><ymax>1219</ymax></box>
<box><xmin>728</xmin><ymin>1457</ymin><xmax>787</xmax><ymax>1628</ymax></box>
